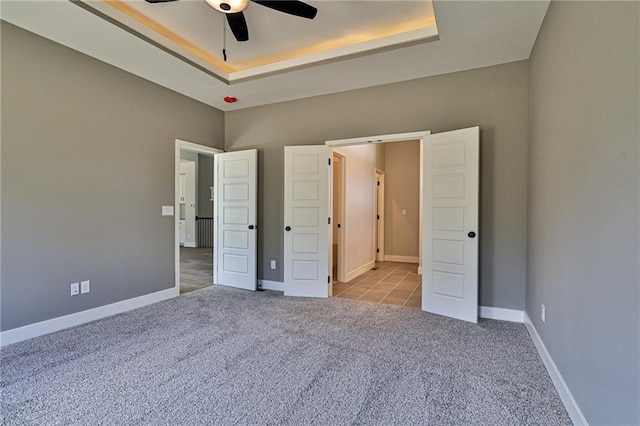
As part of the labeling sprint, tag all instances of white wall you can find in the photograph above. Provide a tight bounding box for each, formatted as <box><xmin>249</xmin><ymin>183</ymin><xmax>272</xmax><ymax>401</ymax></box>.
<box><xmin>333</xmin><ymin>144</ymin><xmax>383</xmax><ymax>280</ymax></box>
<box><xmin>180</xmin><ymin>160</ymin><xmax>197</xmax><ymax>247</ymax></box>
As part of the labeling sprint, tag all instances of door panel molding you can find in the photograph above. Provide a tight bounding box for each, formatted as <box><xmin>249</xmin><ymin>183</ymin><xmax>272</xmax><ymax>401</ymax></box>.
<box><xmin>214</xmin><ymin>149</ymin><xmax>258</xmax><ymax>291</ymax></box>
<box><xmin>284</xmin><ymin>146</ymin><xmax>330</xmax><ymax>298</ymax></box>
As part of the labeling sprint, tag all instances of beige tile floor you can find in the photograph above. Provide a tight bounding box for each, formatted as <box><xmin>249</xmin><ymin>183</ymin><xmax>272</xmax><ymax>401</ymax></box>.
<box><xmin>332</xmin><ymin>261</ymin><xmax>421</xmax><ymax>308</ymax></box>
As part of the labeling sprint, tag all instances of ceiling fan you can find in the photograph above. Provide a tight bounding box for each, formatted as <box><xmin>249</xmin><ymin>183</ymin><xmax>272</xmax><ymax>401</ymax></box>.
<box><xmin>144</xmin><ymin>0</ymin><xmax>318</xmax><ymax>42</ymax></box>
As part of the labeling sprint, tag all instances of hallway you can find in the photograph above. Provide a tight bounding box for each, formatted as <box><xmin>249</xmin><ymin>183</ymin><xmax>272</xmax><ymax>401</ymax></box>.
<box><xmin>332</xmin><ymin>261</ymin><xmax>421</xmax><ymax>308</ymax></box>
<box><xmin>180</xmin><ymin>247</ymin><xmax>212</xmax><ymax>294</ymax></box>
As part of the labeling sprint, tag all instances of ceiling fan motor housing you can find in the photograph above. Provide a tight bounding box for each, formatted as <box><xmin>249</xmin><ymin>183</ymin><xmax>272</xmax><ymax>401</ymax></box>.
<box><xmin>205</xmin><ymin>0</ymin><xmax>249</xmax><ymax>14</ymax></box>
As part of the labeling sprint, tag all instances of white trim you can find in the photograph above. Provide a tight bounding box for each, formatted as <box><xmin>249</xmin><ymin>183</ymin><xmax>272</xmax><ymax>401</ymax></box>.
<box><xmin>333</xmin><ymin>152</ymin><xmax>347</xmax><ymax>283</ymax></box>
<box><xmin>183</xmin><ymin>242</ymin><xmax>197</xmax><ymax>248</ymax></box>
<box><xmin>0</xmin><ymin>287</ymin><xmax>178</xmax><ymax>347</ymax></box>
<box><xmin>326</xmin><ymin>131</ymin><xmax>430</xmax><ymax>147</ymax></box>
<box><xmin>176</xmin><ymin>139</ymin><xmax>223</xmax><ymax>155</ymax></box>
<box><xmin>524</xmin><ymin>312</ymin><xmax>589</xmax><ymax>426</ymax></box>
<box><xmin>345</xmin><ymin>260</ymin><xmax>376</xmax><ymax>282</ymax></box>
<box><xmin>479</xmin><ymin>306</ymin><xmax>524</xmax><ymax>323</ymax></box>
<box><xmin>259</xmin><ymin>280</ymin><xmax>284</xmax><ymax>292</ymax></box>
<box><xmin>374</xmin><ymin>169</ymin><xmax>385</xmax><ymax>262</ymax></box>
<box><xmin>417</xmin><ymin>266</ymin><xmax>423</xmax><ymax>275</ymax></box>
<box><xmin>384</xmin><ymin>255</ymin><xmax>419</xmax><ymax>264</ymax></box>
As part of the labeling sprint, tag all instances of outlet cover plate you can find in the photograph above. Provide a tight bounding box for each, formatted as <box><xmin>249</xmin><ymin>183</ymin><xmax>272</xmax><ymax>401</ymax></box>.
<box><xmin>70</xmin><ymin>282</ymin><xmax>80</xmax><ymax>296</ymax></box>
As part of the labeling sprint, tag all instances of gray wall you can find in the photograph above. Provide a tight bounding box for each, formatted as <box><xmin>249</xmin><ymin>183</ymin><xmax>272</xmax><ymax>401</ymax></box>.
<box><xmin>384</xmin><ymin>141</ymin><xmax>420</xmax><ymax>259</ymax></box>
<box><xmin>526</xmin><ymin>2</ymin><xmax>639</xmax><ymax>424</ymax></box>
<box><xmin>226</xmin><ymin>60</ymin><xmax>529</xmax><ymax>309</ymax></box>
<box><xmin>0</xmin><ymin>23</ymin><xmax>224</xmax><ymax>331</ymax></box>
<box><xmin>197</xmin><ymin>154</ymin><xmax>214</xmax><ymax>218</ymax></box>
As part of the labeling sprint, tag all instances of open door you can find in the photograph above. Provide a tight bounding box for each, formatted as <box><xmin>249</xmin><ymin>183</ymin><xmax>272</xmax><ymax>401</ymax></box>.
<box><xmin>423</xmin><ymin>127</ymin><xmax>479</xmax><ymax>322</ymax></box>
<box><xmin>214</xmin><ymin>149</ymin><xmax>257</xmax><ymax>291</ymax></box>
<box><xmin>283</xmin><ymin>145</ymin><xmax>331</xmax><ymax>297</ymax></box>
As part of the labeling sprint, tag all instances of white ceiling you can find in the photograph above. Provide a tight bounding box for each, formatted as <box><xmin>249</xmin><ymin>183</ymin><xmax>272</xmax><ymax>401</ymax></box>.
<box><xmin>0</xmin><ymin>0</ymin><xmax>550</xmax><ymax>111</ymax></box>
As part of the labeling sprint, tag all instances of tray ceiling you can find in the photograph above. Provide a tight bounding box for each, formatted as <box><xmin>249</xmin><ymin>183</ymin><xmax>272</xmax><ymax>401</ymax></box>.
<box><xmin>0</xmin><ymin>0</ymin><xmax>550</xmax><ymax>111</ymax></box>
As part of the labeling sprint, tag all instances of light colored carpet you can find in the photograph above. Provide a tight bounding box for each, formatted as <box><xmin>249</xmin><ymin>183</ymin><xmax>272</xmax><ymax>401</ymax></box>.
<box><xmin>1</xmin><ymin>286</ymin><xmax>571</xmax><ymax>425</ymax></box>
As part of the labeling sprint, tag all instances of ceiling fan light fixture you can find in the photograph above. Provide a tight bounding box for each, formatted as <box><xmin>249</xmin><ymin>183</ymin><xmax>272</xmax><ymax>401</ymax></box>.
<box><xmin>204</xmin><ymin>0</ymin><xmax>249</xmax><ymax>14</ymax></box>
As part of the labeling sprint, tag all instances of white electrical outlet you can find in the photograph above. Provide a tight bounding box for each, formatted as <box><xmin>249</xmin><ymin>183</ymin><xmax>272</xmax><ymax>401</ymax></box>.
<box><xmin>270</xmin><ymin>260</ymin><xmax>276</xmax><ymax>270</ymax></box>
<box><xmin>541</xmin><ymin>304</ymin><xmax>546</xmax><ymax>323</ymax></box>
<box><xmin>70</xmin><ymin>282</ymin><xmax>80</xmax><ymax>296</ymax></box>
<box><xmin>81</xmin><ymin>280</ymin><xmax>91</xmax><ymax>294</ymax></box>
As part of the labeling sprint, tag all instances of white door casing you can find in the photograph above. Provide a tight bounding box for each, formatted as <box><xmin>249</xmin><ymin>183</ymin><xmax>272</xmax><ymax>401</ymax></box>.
<box><xmin>375</xmin><ymin>170</ymin><xmax>385</xmax><ymax>262</ymax></box>
<box><xmin>214</xmin><ymin>149</ymin><xmax>257</xmax><ymax>291</ymax></box>
<box><xmin>284</xmin><ymin>146</ymin><xmax>331</xmax><ymax>298</ymax></box>
<box><xmin>422</xmin><ymin>127</ymin><xmax>479</xmax><ymax>323</ymax></box>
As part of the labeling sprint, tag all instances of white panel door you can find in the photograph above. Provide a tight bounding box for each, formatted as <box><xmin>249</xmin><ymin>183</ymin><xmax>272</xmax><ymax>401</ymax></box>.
<box><xmin>214</xmin><ymin>149</ymin><xmax>257</xmax><ymax>291</ymax></box>
<box><xmin>423</xmin><ymin>127</ymin><xmax>479</xmax><ymax>322</ymax></box>
<box><xmin>284</xmin><ymin>146</ymin><xmax>330</xmax><ymax>298</ymax></box>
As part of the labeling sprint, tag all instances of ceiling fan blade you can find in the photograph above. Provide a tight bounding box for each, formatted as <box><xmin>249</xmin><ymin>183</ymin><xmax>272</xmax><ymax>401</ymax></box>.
<box><xmin>251</xmin><ymin>1</ymin><xmax>317</xmax><ymax>19</ymax></box>
<box><xmin>144</xmin><ymin>0</ymin><xmax>179</xmax><ymax>3</ymax></box>
<box><xmin>226</xmin><ymin>12</ymin><xmax>249</xmax><ymax>42</ymax></box>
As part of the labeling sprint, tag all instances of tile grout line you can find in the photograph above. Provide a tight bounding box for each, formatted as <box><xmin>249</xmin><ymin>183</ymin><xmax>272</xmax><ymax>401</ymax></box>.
<box><xmin>358</xmin><ymin>264</ymin><xmax>413</xmax><ymax>303</ymax></box>
<box><xmin>377</xmin><ymin>268</ymin><xmax>412</xmax><ymax>303</ymax></box>
<box><xmin>355</xmin><ymin>263</ymin><xmax>402</xmax><ymax>301</ymax></box>
<box><xmin>403</xmin><ymin>281</ymin><xmax>421</xmax><ymax>307</ymax></box>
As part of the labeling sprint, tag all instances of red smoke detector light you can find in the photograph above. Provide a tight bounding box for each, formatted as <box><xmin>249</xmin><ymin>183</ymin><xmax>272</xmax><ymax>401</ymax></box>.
<box><xmin>224</xmin><ymin>96</ymin><xmax>237</xmax><ymax>103</ymax></box>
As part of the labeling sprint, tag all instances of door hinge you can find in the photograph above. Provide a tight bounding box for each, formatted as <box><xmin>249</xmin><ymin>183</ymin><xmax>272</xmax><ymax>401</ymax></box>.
<box><xmin>328</xmin><ymin>276</ymin><xmax>331</xmax><ymax>283</ymax></box>
<box><xmin>377</xmin><ymin>248</ymin><xmax>380</xmax><ymax>253</ymax></box>
<box><xmin>377</xmin><ymin>215</ymin><xmax>380</xmax><ymax>220</ymax></box>
<box><xmin>328</xmin><ymin>158</ymin><xmax>331</xmax><ymax>166</ymax></box>
<box><xmin>377</xmin><ymin>181</ymin><xmax>380</xmax><ymax>186</ymax></box>
<box><xmin>328</xmin><ymin>217</ymin><xmax>331</xmax><ymax>225</ymax></box>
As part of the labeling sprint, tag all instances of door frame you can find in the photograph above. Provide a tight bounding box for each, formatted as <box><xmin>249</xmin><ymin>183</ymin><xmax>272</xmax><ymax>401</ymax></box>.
<box><xmin>325</xmin><ymin>131</ymin><xmax>428</xmax><ymax>295</ymax></box>
<box><xmin>174</xmin><ymin>139</ymin><xmax>223</xmax><ymax>294</ymax></box>
<box><xmin>374</xmin><ymin>169</ymin><xmax>385</xmax><ymax>262</ymax></box>
<box><xmin>332</xmin><ymin>152</ymin><xmax>347</xmax><ymax>283</ymax></box>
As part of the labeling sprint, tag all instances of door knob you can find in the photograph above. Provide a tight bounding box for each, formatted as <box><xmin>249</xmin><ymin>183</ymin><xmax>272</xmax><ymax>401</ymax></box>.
<box><xmin>285</xmin><ymin>226</ymin><xmax>291</xmax><ymax>231</ymax></box>
<box><xmin>248</xmin><ymin>225</ymin><xmax>255</xmax><ymax>230</ymax></box>
<box><xmin>468</xmin><ymin>231</ymin><xmax>476</xmax><ymax>238</ymax></box>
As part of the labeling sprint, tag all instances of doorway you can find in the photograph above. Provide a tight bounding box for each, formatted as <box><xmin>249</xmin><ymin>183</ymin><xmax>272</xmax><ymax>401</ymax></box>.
<box><xmin>282</xmin><ymin>127</ymin><xmax>479</xmax><ymax>322</ymax></box>
<box><xmin>175</xmin><ymin>140</ymin><xmax>222</xmax><ymax>295</ymax></box>
<box><xmin>330</xmin><ymin>141</ymin><xmax>421</xmax><ymax>308</ymax></box>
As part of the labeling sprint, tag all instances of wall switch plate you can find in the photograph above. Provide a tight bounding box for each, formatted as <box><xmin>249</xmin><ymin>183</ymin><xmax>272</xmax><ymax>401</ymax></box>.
<box><xmin>162</xmin><ymin>206</ymin><xmax>174</xmax><ymax>216</ymax></box>
<box><xmin>541</xmin><ymin>304</ymin><xmax>546</xmax><ymax>322</ymax></box>
<box><xmin>81</xmin><ymin>280</ymin><xmax>91</xmax><ymax>294</ymax></box>
<box><xmin>270</xmin><ymin>260</ymin><xmax>276</xmax><ymax>270</ymax></box>
<box><xmin>70</xmin><ymin>282</ymin><xmax>80</xmax><ymax>296</ymax></box>
<box><xmin>402</xmin><ymin>209</ymin><xmax>407</xmax><ymax>216</ymax></box>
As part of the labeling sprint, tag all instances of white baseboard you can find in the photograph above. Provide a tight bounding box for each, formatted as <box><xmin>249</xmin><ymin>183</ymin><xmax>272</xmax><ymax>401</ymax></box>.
<box><xmin>479</xmin><ymin>306</ymin><xmax>524</xmax><ymax>323</ymax></box>
<box><xmin>417</xmin><ymin>266</ymin><xmax>422</xmax><ymax>275</ymax></box>
<box><xmin>524</xmin><ymin>312</ymin><xmax>588</xmax><ymax>425</ymax></box>
<box><xmin>184</xmin><ymin>242</ymin><xmax>197</xmax><ymax>248</ymax></box>
<box><xmin>384</xmin><ymin>255</ymin><xmax>419</xmax><ymax>264</ymax></box>
<box><xmin>259</xmin><ymin>280</ymin><xmax>283</xmax><ymax>292</ymax></box>
<box><xmin>345</xmin><ymin>260</ymin><xmax>376</xmax><ymax>282</ymax></box>
<box><xmin>0</xmin><ymin>287</ymin><xmax>179</xmax><ymax>347</ymax></box>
